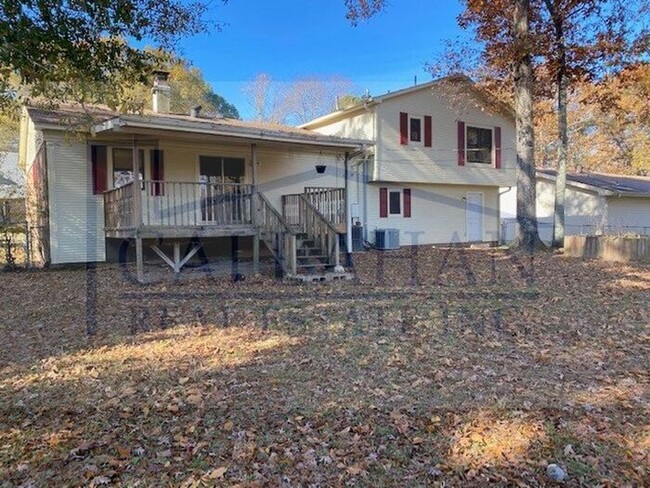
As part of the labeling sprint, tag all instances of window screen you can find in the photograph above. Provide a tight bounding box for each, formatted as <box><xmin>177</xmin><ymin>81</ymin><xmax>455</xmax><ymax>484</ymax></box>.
<box><xmin>466</xmin><ymin>127</ymin><xmax>493</xmax><ymax>164</ymax></box>
<box><xmin>410</xmin><ymin>118</ymin><xmax>422</xmax><ymax>142</ymax></box>
<box><xmin>389</xmin><ymin>191</ymin><xmax>401</xmax><ymax>215</ymax></box>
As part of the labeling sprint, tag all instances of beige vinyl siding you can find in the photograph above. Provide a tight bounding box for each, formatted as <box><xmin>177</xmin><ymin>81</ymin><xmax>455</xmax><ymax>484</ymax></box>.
<box><xmin>535</xmin><ymin>180</ymin><xmax>607</xmax><ymax>228</ymax></box>
<box><xmin>45</xmin><ymin>131</ymin><xmax>106</xmax><ymax>264</ymax></box>
<box><xmin>309</xmin><ymin>111</ymin><xmax>375</xmax><ymax>141</ymax></box>
<box><xmin>149</xmin><ymin>139</ymin><xmax>346</xmax><ymax>211</ymax></box>
<box><xmin>365</xmin><ymin>183</ymin><xmax>499</xmax><ymax>245</ymax></box>
<box><xmin>375</xmin><ymin>86</ymin><xmax>516</xmax><ymax>186</ymax></box>
<box><xmin>605</xmin><ymin>197</ymin><xmax>650</xmax><ymax>232</ymax></box>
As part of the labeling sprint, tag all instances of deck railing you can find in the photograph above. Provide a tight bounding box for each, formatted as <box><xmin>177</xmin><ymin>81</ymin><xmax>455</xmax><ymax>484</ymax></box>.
<box><xmin>104</xmin><ymin>181</ymin><xmax>254</xmax><ymax>230</ymax></box>
<box><xmin>296</xmin><ymin>194</ymin><xmax>340</xmax><ymax>268</ymax></box>
<box><xmin>104</xmin><ymin>182</ymin><xmax>135</xmax><ymax>231</ymax></box>
<box><xmin>283</xmin><ymin>187</ymin><xmax>346</xmax><ymax>229</ymax></box>
<box><xmin>304</xmin><ymin>187</ymin><xmax>346</xmax><ymax>226</ymax></box>
<box><xmin>256</xmin><ymin>193</ymin><xmax>297</xmax><ymax>275</ymax></box>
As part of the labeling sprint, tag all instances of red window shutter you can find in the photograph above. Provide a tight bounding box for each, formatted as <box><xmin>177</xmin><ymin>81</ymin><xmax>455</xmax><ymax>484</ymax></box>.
<box><xmin>400</xmin><ymin>112</ymin><xmax>409</xmax><ymax>145</ymax></box>
<box><xmin>150</xmin><ymin>149</ymin><xmax>164</xmax><ymax>195</ymax></box>
<box><xmin>494</xmin><ymin>126</ymin><xmax>502</xmax><ymax>169</ymax></box>
<box><xmin>424</xmin><ymin>116</ymin><xmax>432</xmax><ymax>147</ymax></box>
<box><xmin>379</xmin><ymin>187</ymin><xmax>388</xmax><ymax>218</ymax></box>
<box><xmin>91</xmin><ymin>145</ymin><xmax>107</xmax><ymax>194</ymax></box>
<box><xmin>403</xmin><ymin>188</ymin><xmax>411</xmax><ymax>218</ymax></box>
<box><xmin>457</xmin><ymin>121</ymin><xmax>465</xmax><ymax>166</ymax></box>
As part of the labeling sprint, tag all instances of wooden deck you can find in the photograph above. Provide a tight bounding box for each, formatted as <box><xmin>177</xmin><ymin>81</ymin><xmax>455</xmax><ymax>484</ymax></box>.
<box><xmin>103</xmin><ymin>181</ymin><xmax>345</xmax><ymax>281</ymax></box>
<box><xmin>104</xmin><ymin>181</ymin><xmax>256</xmax><ymax>239</ymax></box>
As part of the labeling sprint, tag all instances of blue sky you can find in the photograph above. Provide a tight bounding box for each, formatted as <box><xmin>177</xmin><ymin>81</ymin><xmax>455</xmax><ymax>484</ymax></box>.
<box><xmin>177</xmin><ymin>1</ymin><xmax>468</xmax><ymax>119</ymax></box>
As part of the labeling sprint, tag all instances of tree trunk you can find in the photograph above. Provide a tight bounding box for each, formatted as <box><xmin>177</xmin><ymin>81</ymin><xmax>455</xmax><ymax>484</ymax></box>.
<box><xmin>546</xmin><ymin>0</ymin><xmax>568</xmax><ymax>249</ymax></box>
<box><xmin>513</xmin><ymin>0</ymin><xmax>543</xmax><ymax>251</ymax></box>
<box><xmin>552</xmin><ymin>62</ymin><xmax>568</xmax><ymax>248</ymax></box>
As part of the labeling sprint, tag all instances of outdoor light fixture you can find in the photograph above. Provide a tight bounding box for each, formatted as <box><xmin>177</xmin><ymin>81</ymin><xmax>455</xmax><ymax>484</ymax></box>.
<box><xmin>315</xmin><ymin>165</ymin><xmax>326</xmax><ymax>174</ymax></box>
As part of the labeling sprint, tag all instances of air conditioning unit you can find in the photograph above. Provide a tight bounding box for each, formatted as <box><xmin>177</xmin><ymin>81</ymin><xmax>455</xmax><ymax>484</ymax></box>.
<box><xmin>375</xmin><ymin>228</ymin><xmax>399</xmax><ymax>250</ymax></box>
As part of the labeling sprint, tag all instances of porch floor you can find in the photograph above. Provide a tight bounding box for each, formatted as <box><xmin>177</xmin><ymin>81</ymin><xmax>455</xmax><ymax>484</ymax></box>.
<box><xmin>105</xmin><ymin>224</ymin><xmax>258</xmax><ymax>240</ymax></box>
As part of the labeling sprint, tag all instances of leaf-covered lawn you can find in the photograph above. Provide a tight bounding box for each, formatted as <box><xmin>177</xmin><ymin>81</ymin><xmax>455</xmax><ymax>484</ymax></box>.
<box><xmin>0</xmin><ymin>248</ymin><xmax>648</xmax><ymax>487</ymax></box>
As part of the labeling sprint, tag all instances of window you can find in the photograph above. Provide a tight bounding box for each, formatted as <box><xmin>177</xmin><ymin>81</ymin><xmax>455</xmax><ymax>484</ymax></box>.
<box><xmin>466</xmin><ymin>126</ymin><xmax>493</xmax><ymax>164</ymax></box>
<box><xmin>409</xmin><ymin>117</ymin><xmax>422</xmax><ymax>143</ymax></box>
<box><xmin>389</xmin><ymin>190</ymin><xmax>402</xmax><ymax>215</ymax></box>
<box><xmin>199</xmin><ymin>156</ymin><xmax>245</xmax><ymax>184</ymax></box>
<box><xmin>112</xmin><ymin>148</ymin><xmax>144</xmax><ymax>188</ymax></box>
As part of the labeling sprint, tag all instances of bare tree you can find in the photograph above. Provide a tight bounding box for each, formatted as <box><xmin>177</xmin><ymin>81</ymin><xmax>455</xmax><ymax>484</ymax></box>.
<box><xmin>243</xmin><ymin>73</ymin><xmax>353</xmax><ymax>124</ymax></box>
<box><xmin>243</xmin><ymin>73</ymin><xmax>279</xmax><ymax>122</ymax></box>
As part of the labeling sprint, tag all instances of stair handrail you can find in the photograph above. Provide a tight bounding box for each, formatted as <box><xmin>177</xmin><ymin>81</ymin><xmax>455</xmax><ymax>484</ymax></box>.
<box><xmin>256</xmin><ymin>192</ymin><xmax>297</xmax><ymax>276</ymax></box>
<box><xmin>298</xmin><ymin>194</ymin><xmax>340</xmax><ymax>269</ymax></box>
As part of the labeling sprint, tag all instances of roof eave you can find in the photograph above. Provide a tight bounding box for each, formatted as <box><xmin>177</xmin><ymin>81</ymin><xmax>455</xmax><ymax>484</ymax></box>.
<box><xmin>93</xmin><ymin>116</ymin><xmax>373</xmax><ymax>150</ymax></box>
<box><xmin>298</xmin><ymin>102</ymin><xmax>378</xmax><ymax>130</ymax></box>
<box><xmin>536</xmin><ymin>171</ymin><xmax>612</xmax><ymax>195</ymax></box>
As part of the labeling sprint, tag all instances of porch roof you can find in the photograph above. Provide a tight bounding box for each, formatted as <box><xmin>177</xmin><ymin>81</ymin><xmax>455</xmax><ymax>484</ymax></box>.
<box><xmin>26</xmin><ymin>105</ymin><xmax>373</xmax><ymax>150</ymax></box>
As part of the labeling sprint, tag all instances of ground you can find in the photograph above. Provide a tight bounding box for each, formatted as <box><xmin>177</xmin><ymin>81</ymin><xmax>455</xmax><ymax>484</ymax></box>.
<box><xmin>0</xmin><ymin>248</ymin><xmax>648</xmax><ymax>487</ymax></box>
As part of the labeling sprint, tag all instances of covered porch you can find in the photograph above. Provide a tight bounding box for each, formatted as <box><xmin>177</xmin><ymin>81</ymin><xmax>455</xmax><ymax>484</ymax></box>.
<box><xmin>91</xmin><ymin>114</ymin><xmax>369</xmax><ymax>281</ymax></box>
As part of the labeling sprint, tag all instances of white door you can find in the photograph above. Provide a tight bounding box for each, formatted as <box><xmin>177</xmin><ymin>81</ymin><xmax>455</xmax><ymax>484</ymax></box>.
<box><xmin>466</xmin><ymin>192</ymin><xmax>484</xmax><ymax>242</ymax></box>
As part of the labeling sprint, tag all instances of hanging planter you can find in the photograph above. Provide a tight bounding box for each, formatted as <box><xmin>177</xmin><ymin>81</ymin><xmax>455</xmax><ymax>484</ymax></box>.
<box><xmin>315</xmin><ymin>165</ymin><xmax>327</xmax><ymax>174</ymax></box>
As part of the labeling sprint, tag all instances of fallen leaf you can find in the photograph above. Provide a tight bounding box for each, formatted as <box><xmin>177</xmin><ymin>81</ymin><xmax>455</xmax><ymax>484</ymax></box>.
<box><xmin>206</xmin><ymin>466</ymin><xmax>228</xmax><ymax>479</ymax></box>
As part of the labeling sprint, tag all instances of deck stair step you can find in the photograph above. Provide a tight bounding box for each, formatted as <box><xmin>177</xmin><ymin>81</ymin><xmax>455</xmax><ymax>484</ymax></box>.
<box><xmin>286</xmin><ymin>271</ymin><xmax>354</xmax><ymax>283</ymax></box>
<box><xmin>297</xmin><ymin>254</ymin><xmax>329</xmax><ymax>260</ymax></box>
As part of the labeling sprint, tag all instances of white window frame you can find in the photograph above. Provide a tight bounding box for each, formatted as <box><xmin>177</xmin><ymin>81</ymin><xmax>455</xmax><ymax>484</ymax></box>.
<box><xmin>388</xmin><ymin>188</ymin><xmax>403</xmax><ymax>217</ymax></box>
<box><xmin>409</xmin><ymin>115</ymin><xmax>424</xmax><ymax>146</ymax></box>
<box><xmin>465</xmin><ymin>125</ymin><xmax>494</xmax><ymax>165</ymax></box>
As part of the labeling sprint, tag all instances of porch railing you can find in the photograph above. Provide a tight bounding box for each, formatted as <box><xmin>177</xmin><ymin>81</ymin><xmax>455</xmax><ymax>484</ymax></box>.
<box><xmin>283</xmin><ymin>187</ymin><xmax>346</xmax><ymax>228</ymax></box>
<box><xmin>104</xmin><ymin>182</ymin><xmax>135</xmax><ymax>231</ymax></box>
<box><xmin>296</xmin><ymin>194</ymin><xmax>340</xmax><ymax>268</ymax></box>
<box><xmin>304</xmin><ymin>187</ymin><xmax>346</xmax><ymax>226</ymax></box>
<box><xmin>256</xmin><ymin>193</ymin><xmax>297</xmax><ymax>276</ymax></box>
<box><xmin>104</xmin><ymin>181</ymin><xmax>254</xmax><ymax>230</ymax></box>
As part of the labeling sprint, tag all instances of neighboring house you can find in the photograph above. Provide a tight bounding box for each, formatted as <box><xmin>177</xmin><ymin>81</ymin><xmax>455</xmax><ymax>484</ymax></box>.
<box><xmin>500</xmin><ymin>169</ymin><xmax>650</xmax><ymax>243</ymax></box>
<box><xmin>0</xmin><ymin>152</ymin><xmax>25</xmax><ymax>223</ymax></box>
<box><xmin>300</xmin><ymin>75</ymin><xmax>517</xmax><ymax>247</ymax></box>
<box><xmin>20</xmin><ymin>71</ymin><xmax>370</xmax><ymax>277</ymax></box>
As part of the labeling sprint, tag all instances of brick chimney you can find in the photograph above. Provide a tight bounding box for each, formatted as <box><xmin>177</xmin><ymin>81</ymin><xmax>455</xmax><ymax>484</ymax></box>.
<box><xmin>152</xmin><ymin>70</ymin><xmax>171</xmax><ymax>114</ymax></box>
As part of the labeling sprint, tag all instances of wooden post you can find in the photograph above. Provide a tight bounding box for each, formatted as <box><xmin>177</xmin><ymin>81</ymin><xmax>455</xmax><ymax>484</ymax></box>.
<box><xmin>132</xmin><ymin>136</ymin><xmax>142</xmax><ymax>228</ymax></box>
<box><xmin>251</xmin><ymin>143</ymin><xmax>260</xmax><ymax>274</ymax></box>
<box><xmin>173</xmin><ymin>241</ymin><xmax>180</xmax><ymax>273</ymax></box>
<box><xmin>132</xmin><ymin>137</ymin><xmax>144</xmax><ymax>282</ymax></box>
<box><xmin>135</xmin><ymin>236</ymin><xmax>144</xmax><ymax>283</ymax></box>
<box><xmin>253</xmin><ymin>234</ymin><xmax>260</xmax><ymax>274</ymax></box>
<box><xmin>344</xmin><ymin>151</ymin><xmax>352</xmax><ymax>267</ymax></box>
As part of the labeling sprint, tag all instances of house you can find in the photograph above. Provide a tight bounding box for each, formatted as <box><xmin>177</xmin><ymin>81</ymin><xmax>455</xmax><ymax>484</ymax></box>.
<box><xmin>300</xmin><ymin>75</ymin><xmax>517</xmax><ymax>248</ymax></box>
<box><xmin>20</xmin><ymin>71</ymin><xmax>371</xmax><ymax>279</ymax></box>
<box><xmin>500</xmin><ymin>169</ymin><xmax>650</xmax><ymax>243</ymax></box>
<box><xmin>0</xmin><ymin>152</ymin><xmax>25</xmax><ymax>223</ymax></box>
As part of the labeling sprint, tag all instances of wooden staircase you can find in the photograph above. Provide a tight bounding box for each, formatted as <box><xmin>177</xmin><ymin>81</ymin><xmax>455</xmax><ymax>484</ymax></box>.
<box><xmin>256</xmin><ymin>188</ymin><xmax>352</xmax><ymax>281</ymax></box>
<box><xmin>295</xmin><ymin>233</ymin><xmax>333</xmax><ymax>272</ymax></box>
